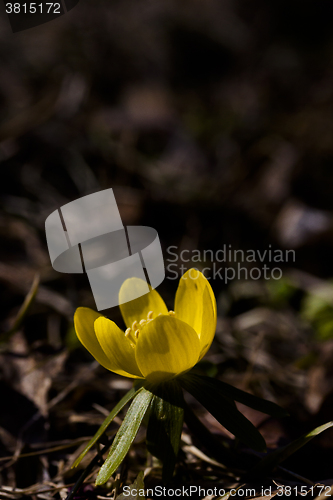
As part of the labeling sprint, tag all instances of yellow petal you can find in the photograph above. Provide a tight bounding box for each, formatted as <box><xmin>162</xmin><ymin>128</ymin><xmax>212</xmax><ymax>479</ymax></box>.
<box><xmin>74</xmin><ymin>307</ymin><xmax>114</xmax><ymax>371</ymax></box>
<box><xmin>135</xmin><ymin>316</ymin><xmax>201</xmax><ymax>383</ymax></box>
<box><xmin>119</xmin><ymin>278</ymin><xmax>168</xmax><ymax>328</ymax></box>
<box><xmin>198</xmin><ymin>285</ymin><xmax>216</xmax><ymax>359</ymax></box>
<box><xmin>174</xmin><ymin>269</ymin><xmax>217</xmax><ymax>358</ymax></box>
<box><xmin>94</xmin><ymin>317</ymin><xmax>143</xmax><ymax>378</ymax></box>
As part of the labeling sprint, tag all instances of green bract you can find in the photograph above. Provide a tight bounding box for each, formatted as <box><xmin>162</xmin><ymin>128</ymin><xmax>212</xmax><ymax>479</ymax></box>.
<box><xmin>72</xmin><ymin>269</ymin><xmax>288</xmax><ymax>487</ymax></box>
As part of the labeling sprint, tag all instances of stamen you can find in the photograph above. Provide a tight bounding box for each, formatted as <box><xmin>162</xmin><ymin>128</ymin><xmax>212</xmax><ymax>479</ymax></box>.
<box><xmin>125</xmin><ymin>327</ymin><xmax>137</xmax><ymax>345</ymax></box>
<box><xmin>168</xmin><ymin>310</ymin><xmax>175</xmax><ymax>316</ymax></box>
<box><xmin>125</xmin><ymin>310</ymin><xmax>156</xmax><ymax>344</ymax></box>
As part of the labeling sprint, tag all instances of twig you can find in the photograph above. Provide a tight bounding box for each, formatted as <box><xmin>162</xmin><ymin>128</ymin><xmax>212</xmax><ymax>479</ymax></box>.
<box><xmin>0</xmin><ymin>437</ymin><xmax>90</xmax><ymax>462</ymax></box>
<box><xmin>65</xmin><ymin>435</ymin><xmax>114</xmax><ymax>500</ymax></box>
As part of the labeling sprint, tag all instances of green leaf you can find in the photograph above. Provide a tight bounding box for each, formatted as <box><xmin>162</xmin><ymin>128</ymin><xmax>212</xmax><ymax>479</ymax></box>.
<box><xmin>96</xmin><ymin>387</ymin><xmax>153</xmax><ymax>485</ymax></box>
<box><xmin>116</xmin><ymin>472</ymin><xmax>145</xmax><ymax>500</ymax></box>
<box><xmin>179</xmin><ymin>373</ymin><xmax>266</xmax><ymax>452</ymax></box>
<box><xmin>72</xmin><ymin>383</ymin><xmax>144</xmax><ymax>468</ymax></box>
<box><xmin>184</xmin><ymin>404</ymin><xmax>244</xmax><ymax>468</ymax></box>
<box><xmin>249</xmin><ymin>421</ymin><xmax>333</xmax><ymax>477</ymax></box>
<box><xmin>189</xmin><ymin>373</ymin><xmax>288</xmax><ymax>418</ymax></box>
<box><xmin>146</xmin><ymin>380</ymin><xmax>185</xmax><ymax>483</ymax></box>
<box><xmin>0</xmin><ymin>273</ymin><xmax>39</xmax><ymax>343</ymax></box>
<box><xmin>65</xmin><ymin>325</ymin><xmax>81</xmax><ymax>352</ymax></box>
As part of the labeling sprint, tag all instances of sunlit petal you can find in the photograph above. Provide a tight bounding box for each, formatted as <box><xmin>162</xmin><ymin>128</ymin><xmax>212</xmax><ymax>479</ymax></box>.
<box><xmin>74</xmin><ymin>307</ymin><xmax>114</xmax><ymax>371</ymax></box>
<box><xmin>135</xmin><ymin>316</ymin><xmax>201</xmax><ymax>383</ymax></box>
<box><xmin>119</xmin><ymin>278</ymin><xmax>168</xmax><ymax>328</ymax></box>
<box><xmin>174</xmin><ymin>269</ymin><xmax>216</xmax><ymax>357</ymax></box>
<box><xmin>94</xmin><ymin>317</ymin><xmax>144</xmax><ymax>378</ymax></box>
<box><xmin>198</xmin><ymin>285</ymin><xmax>217</xmax><ymax>359</ymax></box>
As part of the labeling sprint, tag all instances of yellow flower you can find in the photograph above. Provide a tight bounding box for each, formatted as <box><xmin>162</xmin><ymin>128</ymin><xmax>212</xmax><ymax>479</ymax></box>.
<box><xmin>74</xmin><ymin>269</ymin><xmax>216</xmax><ymax>384</ymax></box>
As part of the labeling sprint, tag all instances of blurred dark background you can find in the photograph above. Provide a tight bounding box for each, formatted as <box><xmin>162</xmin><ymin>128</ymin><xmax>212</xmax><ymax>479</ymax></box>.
<box><xmin>1</xmin><ymin>0</ymin><xmax>333</xmax><ymax>493</ymax></box>
<box><xmin>2</xmin><ymin>0</ymin><xmax>333</xmax><ymax>282</ymax></box>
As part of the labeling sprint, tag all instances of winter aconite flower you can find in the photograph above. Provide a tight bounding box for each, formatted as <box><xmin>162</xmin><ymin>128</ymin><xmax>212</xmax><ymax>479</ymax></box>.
<box><xmin>72</xmin><ymin>268</ymin><xmax>287</xmax><ymax>490</ymax></box>
<box><xmin>74</xmin><ymin>269</ymin><xmax>216</xmax><ymax>384</ymax></box>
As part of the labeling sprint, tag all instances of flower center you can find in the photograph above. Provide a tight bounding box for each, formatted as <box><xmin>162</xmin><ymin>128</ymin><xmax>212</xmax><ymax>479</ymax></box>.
<box><xmin>124</xmin><ymin>310</ymin><xmax>175</xmax><ymax>347</ymax></box>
